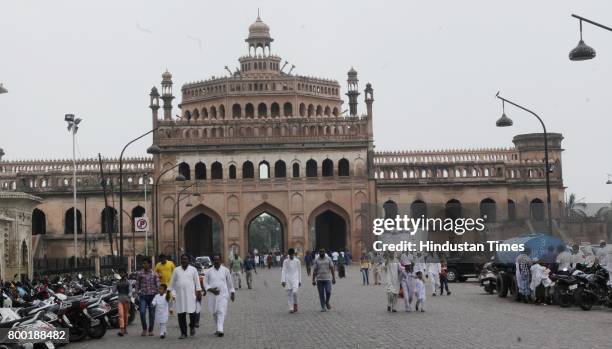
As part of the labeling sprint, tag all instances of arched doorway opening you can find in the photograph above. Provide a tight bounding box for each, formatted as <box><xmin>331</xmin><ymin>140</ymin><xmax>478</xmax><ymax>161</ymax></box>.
<box><xmin>32</xmin><ymin>208</ymin><xmax>46</xmax><ymax>235</ymax></box>
<box><xmin>248</xmin><ymin>213</ymin><xmax>283</xmax><ymax>254</ymax></box>
<box><xmin>183</xmin><ymin>213</ymin><xmax>221</xmax><ymax>257</ymax></box>
<box><xmin>313</xmin><ymin>210</ymin><xmax>347</xmax><ymax>252</ymax></box>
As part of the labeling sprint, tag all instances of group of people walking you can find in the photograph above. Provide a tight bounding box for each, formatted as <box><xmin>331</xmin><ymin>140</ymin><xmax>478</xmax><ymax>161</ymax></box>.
<box><xmin>115</xmin><ymin>253</ymin><xmax>235</xmax><ymax>339</ymax></box>
<box><xmin>359</xmin><ymin>251</ymin><xmax>451</xmax><ymax>313</ymax></box>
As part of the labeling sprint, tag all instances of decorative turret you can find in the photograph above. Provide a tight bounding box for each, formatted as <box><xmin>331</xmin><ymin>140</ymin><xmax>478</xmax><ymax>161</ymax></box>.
<box><xmin>161</xmin><ymin>70</ymin><xmax>174</xmax><ymax>120</ymax></box>
<box><xmin>364</xmin><ymin>83</ymin><xmax>374</xmax><ymax>118</ymax></box>
<box><xmin>239</xmin><ymin>13</ymin><xmax>282</xmax><ymax>76</ymax></box>
<box><xmin>346</xmin><ymin>67</ymin><xmax>360</xmax><ymax>116</ymax></box>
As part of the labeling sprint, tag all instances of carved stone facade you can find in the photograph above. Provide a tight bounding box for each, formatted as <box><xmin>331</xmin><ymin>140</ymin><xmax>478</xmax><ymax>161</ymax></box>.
<box><xmin>0</xmin><ymin>191</ymin><xmax>41</xmax><ymax>280</ymax></box>
<box><xmin>0</xmin><ymin>16</ymin><xmax>565</xmax><ymax>261</ymax></box>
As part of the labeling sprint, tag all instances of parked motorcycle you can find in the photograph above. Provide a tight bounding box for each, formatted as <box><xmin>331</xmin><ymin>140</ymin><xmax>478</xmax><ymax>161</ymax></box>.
<box><xmin>573</xmin><ymin>265</ymin><xmax>611</xmax><ymax>311</ymax></box>
<box><xmin>479</xmin><ymin>261</ymin><xmax>498</xmax><ymax>294</ymax></box>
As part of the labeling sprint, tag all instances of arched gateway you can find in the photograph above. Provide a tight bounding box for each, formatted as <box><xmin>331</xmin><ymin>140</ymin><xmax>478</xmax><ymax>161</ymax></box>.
<box><xmin>309</xmin><ymin>202</ymin><xmax>350</xmax><ymax>252</ymax></box>
<box><xmin>181</xmin><ymin>205</ymin><xmax>223</xmax><ymax>257</ymax></box>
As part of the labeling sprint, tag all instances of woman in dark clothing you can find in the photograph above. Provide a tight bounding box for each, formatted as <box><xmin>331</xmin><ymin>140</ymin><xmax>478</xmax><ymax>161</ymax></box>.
<box><xmin>116</xmin><ymin>269</ymin><xmax>131</xmax><ymax>336</ymax></box>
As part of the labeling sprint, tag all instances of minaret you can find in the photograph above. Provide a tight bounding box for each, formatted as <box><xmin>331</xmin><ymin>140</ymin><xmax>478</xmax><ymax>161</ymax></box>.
<box><xmin>346</xmin><ymin>67</ymin><xmax>360</xmax><ymax>116</ymax></box>
<box><xmin>364</xmin><ymin>83</ymin><xmax>374</xmax><ymax>137</ymax></box>
<box><xmin>161</xmin><ymin>70</ymin><xmax>174</xmax><ymax>120</ymax></box>
<box><xmin>149</xmin><ymin>86</ymin><xmax>160</xmax><ymax>128</ymax></box>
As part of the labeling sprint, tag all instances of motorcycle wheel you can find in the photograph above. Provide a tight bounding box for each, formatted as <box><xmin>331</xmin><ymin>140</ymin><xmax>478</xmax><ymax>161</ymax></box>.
<box><xmin>484</xmin><ymin>283</ymin><xmax>495</xmax><ymax>294</ymax></box>
<box><xmin>575</xmin><ymin>289</ymin><xmax>594</xmax><ymax>311</ymax></box>
<box><xmin>69</xmin><ymin>326</ymin><xmax>88</xmax><ymax>343</ymax></box>
<box><xmin>88</xmin><ymin>321</ymin><xmax>107</xmax><ymax>339</ymax></box>
<box><xmin>497</xmin><ymin>274</ymin><xmax>508</xmax><ymax>298</ymax></box>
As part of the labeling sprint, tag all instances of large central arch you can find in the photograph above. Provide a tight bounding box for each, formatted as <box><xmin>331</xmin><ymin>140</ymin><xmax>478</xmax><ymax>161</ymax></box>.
<box><xmin>308</xmin><ymin>201</ymin><xmax>350</xmax><ymax>252</ymax></box>
<box><xmin>180</xmin><ymin>205</ymin><xmax>223</xmax><ymax>257</ymax></box>
<box><xmin>244</xmin><ymin>203</ymin><xmax>288</xmax><ymax>254</ymax></box>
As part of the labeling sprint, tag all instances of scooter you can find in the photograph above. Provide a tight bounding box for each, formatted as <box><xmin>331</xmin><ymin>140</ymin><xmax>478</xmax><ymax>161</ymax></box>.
<box><xmin>479</xmin><ymin>261</ymin><xmax>498</xmax><ymax>294</ymax></box>
<box><xmin>574</xmin><ymin>266</ymin><xmax>611</xmax><ymax>311</ymax></box>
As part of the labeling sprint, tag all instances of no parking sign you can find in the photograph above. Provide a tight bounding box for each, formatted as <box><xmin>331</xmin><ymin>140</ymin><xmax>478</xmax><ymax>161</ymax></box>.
<box><xmin>134</xmin><ymin>217</ymin><xmax>149</xmax><ymax>232</ymax></box>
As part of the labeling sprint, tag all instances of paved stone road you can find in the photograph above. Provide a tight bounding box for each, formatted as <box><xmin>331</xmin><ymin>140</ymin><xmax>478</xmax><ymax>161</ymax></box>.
<box><xmin>71</xmin><ymin>266</ymin><xmax>612</xmax><ymax>349</ymax></box>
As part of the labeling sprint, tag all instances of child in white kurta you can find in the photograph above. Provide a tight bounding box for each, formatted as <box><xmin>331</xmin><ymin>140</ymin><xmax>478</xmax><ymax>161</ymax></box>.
<box><xmin>415</xmin><ymin>271</ymin><xmax>426</xmax><ymax>312</ymax></box>
<box><xmin>151</xmin><ymin>284</ymin><xmax>171</xmax><ymax>338</ymax></box>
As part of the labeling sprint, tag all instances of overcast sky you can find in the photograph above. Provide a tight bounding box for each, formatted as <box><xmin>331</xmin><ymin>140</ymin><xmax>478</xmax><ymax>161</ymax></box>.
<box><xmin>1</xmin><ymin>0</ymin><xmax>611</xmax><ymax>202</ymax></box>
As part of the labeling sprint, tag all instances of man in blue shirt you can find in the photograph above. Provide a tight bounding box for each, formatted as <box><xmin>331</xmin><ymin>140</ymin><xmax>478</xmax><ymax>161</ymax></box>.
<box><xmin>244</xmin><ymin>254</ymin><xmax>257</xmax><ymax>289</ymax></box>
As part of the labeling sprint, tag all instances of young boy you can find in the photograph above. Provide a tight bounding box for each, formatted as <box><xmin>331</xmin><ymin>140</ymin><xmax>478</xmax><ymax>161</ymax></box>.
<box><xmin>415</xmin><ymin>271</ymin><xmax>426</xmax><ymax>312</ymax></box>
<box><xmin>401</xmin><ymin>264</ymin><xmax>416</xmax><ymax>312</ymax></box>
<box><xmin>151</xmin><ymin>284</ymin><xmax>171</xmax><ymax>339</ymax></box>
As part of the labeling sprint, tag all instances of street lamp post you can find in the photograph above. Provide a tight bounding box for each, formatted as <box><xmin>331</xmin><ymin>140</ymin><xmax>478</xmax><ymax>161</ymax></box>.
<box><xmin>495</xmin><ymin>92</ymin><xmax>553</xmax><ymax>234</ymax></box>
<box><xmin>65</xmin><ymin>114</ymin><xmax>82</xmax><ymax>267</ymax></box>
<box><xmin>173</xmin><ymin>183</ymin><xmax>200</xmax><ymax>259</ymax></box>
<box><xmin>569</xmin><ymin>14</ymin><xmax>612</xmax><ymax>61</ymax></box>
<box><xmin>152</xmin><ymin>163</ymin><xmax>181</xmax><ymax>257</ymax></box>
<box><xmin>118</xmin><ymin>128</ymin><xmax>158</xmax><ymax>260</ymax></box>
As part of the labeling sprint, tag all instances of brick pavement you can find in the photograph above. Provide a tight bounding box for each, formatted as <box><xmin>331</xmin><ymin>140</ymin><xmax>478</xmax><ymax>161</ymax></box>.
<box><xmin>70</xmin><ymin>265</ymin><xmax>612</xmax><ymax>349</ymax></box>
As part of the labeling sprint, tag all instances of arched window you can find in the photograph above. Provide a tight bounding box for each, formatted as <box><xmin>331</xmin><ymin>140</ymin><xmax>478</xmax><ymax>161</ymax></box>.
<box><xmin>32</xmin><ymin>208</ymin><xmax>46</xmax><ymax>235</ymax></box>
<box><xmin>292</xmin><ymin>163</ymin><xmax>300</xmax><ymax>178</ymax></box>
<box><xmin>219</xmin><ymin>104</ymin><xmax>225</xmax><ymax>118</ymax></box>
<box><xmin>274</xmin><ymin>160</ymin><xmax>286</xmax><ymax>178</ymax></box>
<box><xmin>210</xmin><ymin>106</ymin><xmax>217</xmax><ymax>118</ymax></box>
<box><xmin>257</xmin><ymin>103</ymin><xmax>268</xmax><ymax>117</ymax></box>
<box><xmin>245</xmin><ymin>103</ymin><xmax>255</xmax><ymax>118</ymax></box>
<box><xmin>283</xmin><ymin>102</ymin><xmax>292</xmax><ymax>117</ymax></box>
<box><xmin>299</xmin><ymin>103</ymin><xmax>306</xmax><ymax>117</ymax></box>
<box><xmin>211</xmin><ymin>162</ymin><xmax>223</xmax><ymax>179</ymax></box>
<box><xmin>445</xmin><ymin>199</ymin><xmax>462</xmax><ymax>219</ymax></box>
<box><xmin>229</xmin><ymin>164</ymin><xmax>237</xmax><ymax>179</ymax></box>
<box><xmin>411</xmin><ymin>200</ymin><xmax>427</xmax><ymax>218</ymax></box>
<box><xmin>324</xmin><ymin>106</ymin><xmax>331</xmax><ymax>116</ymax></box>
<box><xmin>530</xmin><ymin>198</ymin><xmax>545</xmax><ymax>221</ymax></box>
<box><xmin>306</xmin><ymin>159</ymin><xmax>317</xmax><ymax>177</ymax></box>
<box><xmin>271</xmin><ymin>102</ymin><xmax>280</xmax><ymax>117</ymax></box>
<box><xmin>259</xmin><ymin>161</ymin><xmax>270</xmax><ymax>179</ymax></box>
<box><xmin>178</xmin><ymin>162</ymin><xmax>191</xmax><ymax>180</ymax></box>
<box><xmin>195</xmin><ymin>162</ymin><xmax>206</xmax><ymax>180</ymax></box>
<box><xmin>338</xmin><ymin>158</ymin><xmax>349</xmax><ymax>176</ymax></box>
<box><xmin>101</xmin><ymin>206</ymin><xmax>117</xmax><ymax>234</ymax></box>
<box><xmin>307</xmin><ymin>104</ymin><xmax>315</xmax><ymax>117</ymax></box>
<box><xmin>243</xmin><ymin>161</ymin><xmax>254</xmax><ymax>179</ymax></box>
<box><xmin>507</xmin><ymin>199</ymin><xmax>517</xmax><ymax>221</ymax></box>
<box><xmin>480</xmin><ymin>198</ymin><xmax>497</xmax><ymax>222</ymax></box>
<box><xmin>232</xmin><ymin>103</ymin><xmax>241</xmax><ymax>118</ymax></box>
<box><xmin>316</xmin><ymin>105</ymin><xmax>323</xmax><ymax>116</ymax></box>
<box><xmin>383</xmin><ymin>200</ymin><xmax>398</xmax><ymax>219</ymax></box>
<box><xmin>65</xmin><ymin>208</ymin><xmax>83</xmax><ymax>234</ymax></box>
<box><xmin>322</xmin><ymin>159</ymin><xmax>333</xmax><ymax>177</ymax></box>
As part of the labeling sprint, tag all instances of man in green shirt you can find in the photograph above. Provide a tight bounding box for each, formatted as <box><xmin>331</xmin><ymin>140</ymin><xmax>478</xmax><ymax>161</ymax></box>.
<box><xmin>230</xmin><ymin>253</ymin><xmax>244</xmax><ymax>289</ymax></box>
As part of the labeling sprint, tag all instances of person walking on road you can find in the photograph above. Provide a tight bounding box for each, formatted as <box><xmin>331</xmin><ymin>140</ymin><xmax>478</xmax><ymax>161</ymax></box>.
<box><xmin>230</xmin><ymin>254</ymin><xmax>243</xmax><ymax>289</ymax></box>
<box><xmin>170</xmin><ymin>254</ymin><xmax>202</xmax><ymax>339</ymax></box>
<box><xmin>155</xmin><ymin>254</ymin><xmax>175</xmax><ymax>287</ymax></box>
<box><xmin>360</xmin><ymin>255</ymin><xmax>371</xmax><ymax>286</ymax></box>
<box><xmin>401</xmin><ymin>264</ymin><xmax>416</xmax><ymax>311</ymax></box>
<box><xmin>304</xmin><ymin>250</ymin><xmax>313</xmax><ymax>276</ymax></box>
<box><xmin>115</xmin><ymin>268</ymin><xmax>131</xmax><ymax>337</ymax></box>
<box><xmin>281</xmin><ymin>248</ymin><xmax>302</xmax><ymax>313</ymax></box>
<box><xmin>384</xmin><ymin>253</ymin><xmax>402</xmax><ymax>312</ymax></box>
<box><xmin>515</xmin><ymin>247</ymin><xmax>533</xmax><ymax>303</ymax></box>
<box><xmin>205</xmin><ymin>255</ymin><xmax>235</xmax><ymax>337</ymax></box>
<box><xmin>244</xmin><ymin>254</ymin><xmax>257</xmax><ymax>289</ymax></box>
<box><xmin>312</xmin><ymin>249</ymin><xmax>336</xmax><ymax>312</ymax></box>
<box><xmin>136</xmin><ymin>257</ymin><xmax>160</xmax><ymax>336</ymax></box>
<box><xmin>151</xmin><ymin>284</ymin><xmax>171</xmax><ymax>339</ymax></box>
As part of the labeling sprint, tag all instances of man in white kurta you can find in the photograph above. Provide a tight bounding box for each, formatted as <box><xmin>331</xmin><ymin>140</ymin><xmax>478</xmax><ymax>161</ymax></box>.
<box><xmin>281</xmin><ymin>248</ymin><xmax>302</xmax><ymax>313</ymax></box>
<box><xmin>205</xmin><ymin>255</ymin><xmax>235</xmax><ymax>337</ymax></box>
<box><xmin>170</xmin><ymin>255</ymin><xmax>202</xmax><ymax>338</ymax></box>
<box><xmin>385</xmin><ymin>254</ymin><xmax>402</xmax><ymax>312</ymax></box>
<box><xmin>426</xmin><ymin>253</ymin><xmax>441</xmax><ymax>296</ymax></box>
